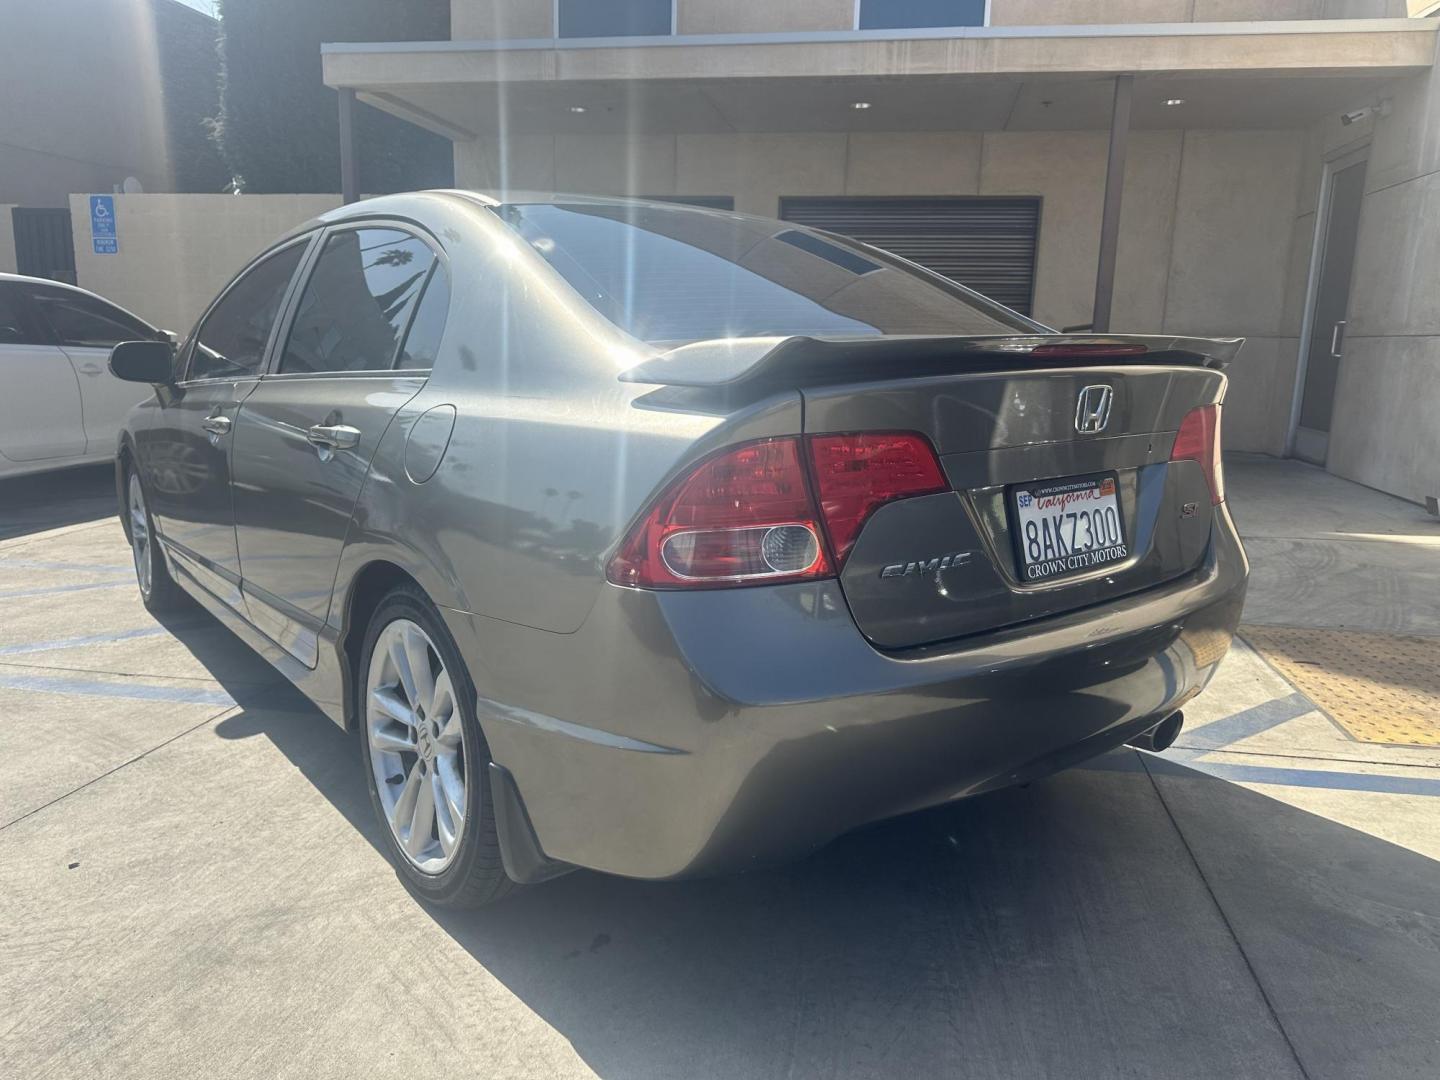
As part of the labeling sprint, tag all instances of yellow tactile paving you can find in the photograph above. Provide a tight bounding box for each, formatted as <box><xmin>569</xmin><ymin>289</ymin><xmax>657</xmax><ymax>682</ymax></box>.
<box><xmin>1241</xmin><ymin>625</ymin><xmax>1440</xmax><ymax>748</ymax></box>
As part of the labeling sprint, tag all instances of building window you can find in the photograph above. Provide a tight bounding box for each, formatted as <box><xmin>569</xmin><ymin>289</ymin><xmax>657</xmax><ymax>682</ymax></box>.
<box><xmin>857</xmin><ymin>0</ymin><xmax>988</xmax><ymax>30</ymax></box>
<box><xmin>558</xmin><ymin>0</ymin><xmax>674</xmax><ymax>39</ymax></box>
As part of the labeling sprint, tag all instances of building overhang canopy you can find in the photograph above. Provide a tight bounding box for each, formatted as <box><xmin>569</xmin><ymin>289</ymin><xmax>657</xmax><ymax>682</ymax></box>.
<box><xmin>322</xmin><ymin>18</ymin><xmax>1437</xmax><ymax>139</ymax></box>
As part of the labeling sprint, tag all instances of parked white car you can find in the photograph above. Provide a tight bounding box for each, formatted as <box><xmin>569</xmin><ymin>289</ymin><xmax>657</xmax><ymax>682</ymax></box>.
<box><xmin>0</xmin><ymin>273</ymin><xmax>170</xmax><ymax>478</ymax></box>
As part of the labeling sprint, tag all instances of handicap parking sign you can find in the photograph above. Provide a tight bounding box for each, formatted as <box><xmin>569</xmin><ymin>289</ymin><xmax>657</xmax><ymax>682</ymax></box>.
<box><xmin>90</xmin><ymin>195</ymin><xmax>117</xmax><ymax>254</ymax></box>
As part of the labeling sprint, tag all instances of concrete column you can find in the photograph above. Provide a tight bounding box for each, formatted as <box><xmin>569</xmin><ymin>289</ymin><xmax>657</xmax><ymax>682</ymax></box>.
<box><xmin>338</xmin><ymin>88</ymin><xmax>358</xmax><ymax>205</ymax></box>
<box><xmin>1092</xmin><ymin>74</ymin><xmax>1133</xmax><ymax>334</ymax></box>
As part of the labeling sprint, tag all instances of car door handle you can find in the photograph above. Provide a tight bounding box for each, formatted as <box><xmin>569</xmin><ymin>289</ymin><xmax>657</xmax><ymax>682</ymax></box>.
<box><xmin>306</xmin><ymin>424</ymin><xmax>361</xmax><ymax>450</ymax></box>
<box><xmin>1330</xmin><ymin>320</ymin><xmax>1347</xmax><ymax>358</ymax></box>
<box><xmin>202</xmin><ymin>415</ymin><xmax>232</xmax><ymax>436</ymax></box>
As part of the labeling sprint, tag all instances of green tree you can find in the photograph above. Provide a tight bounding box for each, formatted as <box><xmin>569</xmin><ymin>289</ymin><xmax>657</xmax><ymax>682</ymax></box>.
<box><xmin>154</xmin><ymin>0</ymin><xmax>231</xmax><ymax>193</ymax></box>
<box><xmin>211</xmin><ymin>0</ymin><xmax>452</xmax><ymax>194</ymax></box>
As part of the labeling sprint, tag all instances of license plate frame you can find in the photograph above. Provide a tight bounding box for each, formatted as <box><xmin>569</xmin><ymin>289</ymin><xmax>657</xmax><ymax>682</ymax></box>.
<box><xmin>1007</xmin><ymin>471</ymin><xmax>1129</xmax><ymax>584</ymax></box>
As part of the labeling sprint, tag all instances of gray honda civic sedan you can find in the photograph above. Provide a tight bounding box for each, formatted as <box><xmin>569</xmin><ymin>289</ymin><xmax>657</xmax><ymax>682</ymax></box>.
<box><xmin>109</xmin><ymin>191</ymin><xmax>1247</xmax><ymax>907</ymax></box>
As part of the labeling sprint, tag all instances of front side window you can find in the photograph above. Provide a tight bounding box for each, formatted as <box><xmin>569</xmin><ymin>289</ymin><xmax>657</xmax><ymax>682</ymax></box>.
<box><xmin>278</xmin><ymin>228</ymin><xmax>436</xmax><ymax>375</ymax></box>
<box><xmin>558</xmin><ymin>0</ymin><xmax>672</xmax><ymax>38</ymax></box>
<box><xmin>0</xmin><ymin>286</ymin><xmax>43</xmax><ymax>347</ymax></box>
<box><xmin>27</xmin><ymin>288</ymin><xmax>154</xmax><ymax>349</ymax></box>
<box><xmin>497</xmin><ymin>201</ymin><xmax>1031</xmax><ymax>344</ymax></box>
<box><xmin>190</xmin><ymin>242</ymin><xmax>307</xmax><ymax>381</ymax></box>
<box><xmin>858</xmin><ymin>0</ymin><xmax>987</xmax><ymax>30</ymax></box>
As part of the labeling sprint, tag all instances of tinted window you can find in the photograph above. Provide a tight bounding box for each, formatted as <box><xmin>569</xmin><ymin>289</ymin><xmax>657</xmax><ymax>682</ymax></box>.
<box><xmin>279</xmin><ymin>229</ymin><xmax>436</xmax><ymax>375</ymax></box>
<box><xmin>858</xmin><ymin>0</ymin><xmax>987</xmax><ymax>29</ymax></box>
<box><xmin>559</xmin><ymin>0</ymin><xmax>671</xmax><ymax>37</ymax></box>
<box><xmin>28</xmin><ymin>288</ymin><xmax>153</xmax><ymax>349</ymax></box>
<box><xmin>395</xmin><ymin>264</ymin><xmax>450</xmax><ymax>371</ymax></box>
<box><xmin>190</xmin><ymin>242</ymin><xmax>307</xmax><ymax>381</ymax></box>
<box><xmin>497</xmin><ymin>202</ymin><xmax>1030</xmax><ymax>344</ymax></box>
<box><xmin>0</xmin><ymin>287</ymin><xmax>43</xmax><ymax>346</ymax></box>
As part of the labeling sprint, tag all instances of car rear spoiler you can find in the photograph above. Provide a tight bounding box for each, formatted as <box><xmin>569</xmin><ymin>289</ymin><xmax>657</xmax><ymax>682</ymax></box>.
<box><xmin>618</xmin><ymin>334</ymin><xmax>1244</xmax><ymax>388</ymax></box>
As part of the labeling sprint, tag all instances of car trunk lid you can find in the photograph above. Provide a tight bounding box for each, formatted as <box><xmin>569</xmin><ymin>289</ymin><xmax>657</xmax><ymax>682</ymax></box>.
<box><xmin>623</xmin><ymin>333</ymin><xmax>1237</xmax><ymax>650</ymax></box>
<box><xmin>805</xmin><ymin>361</ymin><xmax>1228</xmax><ymax>649</ymax></box>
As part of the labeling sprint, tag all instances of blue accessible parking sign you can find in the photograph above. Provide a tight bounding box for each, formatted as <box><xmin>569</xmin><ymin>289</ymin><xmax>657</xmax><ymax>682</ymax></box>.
<box><xmin>90</xmin><ymin>195</ymin><xmax>117</xmax><ymax>254</ymax></box>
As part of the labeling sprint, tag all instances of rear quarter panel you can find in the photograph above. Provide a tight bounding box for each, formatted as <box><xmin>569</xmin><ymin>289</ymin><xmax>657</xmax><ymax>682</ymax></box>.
<box><xmin>327</xmin><ymin>196</ymin><xmax>803</xmax><ymax>635</ymax></box>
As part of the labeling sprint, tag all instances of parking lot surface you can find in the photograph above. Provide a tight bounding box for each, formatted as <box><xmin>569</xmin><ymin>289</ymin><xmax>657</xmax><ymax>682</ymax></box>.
<box><xmin>1</xmin><ymin>457</ymin><xmax>1437</xmax><ymax>1079</ymax></box>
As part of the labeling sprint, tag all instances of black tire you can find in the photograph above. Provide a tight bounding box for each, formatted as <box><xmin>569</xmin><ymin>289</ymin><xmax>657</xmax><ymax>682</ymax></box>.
<box><xmin>357</xmin><ymin>582</ymin><xmax>514</xmax><ymax>908</ymax></box>
<box><xmin>123</xmin><ymin>463</ymin><xmax>188</xmax><ymax>614</ymax></box>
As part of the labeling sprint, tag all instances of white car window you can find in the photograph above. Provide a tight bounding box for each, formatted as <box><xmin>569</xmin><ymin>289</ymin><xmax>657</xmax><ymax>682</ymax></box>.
<box><xmin>28</xmin><ymin>287</ymin><xmax>153</xmax><ymax>350</ymax></box>
<box><xmin>0</xmin><ymin>286</ymin><xmax>45</xmax><ymax>346</ymax></box>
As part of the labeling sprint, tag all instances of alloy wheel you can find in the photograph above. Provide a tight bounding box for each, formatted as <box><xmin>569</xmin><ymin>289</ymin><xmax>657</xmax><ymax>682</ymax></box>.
<box><xmin>128</xmin><ymin>472</ymin><xmax>152</xmax><ymax>598</ymax></box>
<box><xmin>365</xmin><ymin>619</ymin><xmax>467</xmax><ymax>874</ymax></box>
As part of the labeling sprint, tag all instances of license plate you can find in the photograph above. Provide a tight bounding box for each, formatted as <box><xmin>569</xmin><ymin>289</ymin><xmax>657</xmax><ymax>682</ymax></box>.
<box><xmin>1009</xmin><ymin>473</ymin><xmax>1128</xmax><ymax>583</ymax></box>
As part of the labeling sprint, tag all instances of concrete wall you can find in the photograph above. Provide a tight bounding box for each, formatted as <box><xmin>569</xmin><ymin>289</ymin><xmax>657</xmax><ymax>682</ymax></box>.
<box><xmin>1309</xmin><ymin>43</ymin><xmax>1440</xmax><ymax>502</ymax></box>
<box><xmin>679</xmin><ymin>0</ymin><xmax>855</xmax><ymax>33</ymax></box>
<box><xmin>67</xmin><ymin>194</ymin><xmax>340</xmax><ymax>334</ymax></box>
<box><xmin>448</xmin><ymin>0</ymin><xmax>1407</xmax><ymax>39</ymax></box>
<box><xmin>451</xmin><ymin>0</ymin><xmax>552</xmax><ymax>40</ymax></box>
<box><xmin>455</xmin><ymin>127</ymin><xmax>1307</xmax><ymax>454</ymax></box>
<box><xmin>0</xmin><ymin>207</ymin><xmax>17</xmax><ymax>275</ymax></box>
<box><xmin>0</xmin><ymin>1</ymin><xmax>173</xmax><ymax>206</ymax></box>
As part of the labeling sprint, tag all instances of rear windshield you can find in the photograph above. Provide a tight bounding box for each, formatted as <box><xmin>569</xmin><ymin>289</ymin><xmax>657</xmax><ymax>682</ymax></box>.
<box><xmin>496</xmin><ymin>201</ymin><xmax>1036</xmax><ymax>344</ymax></box>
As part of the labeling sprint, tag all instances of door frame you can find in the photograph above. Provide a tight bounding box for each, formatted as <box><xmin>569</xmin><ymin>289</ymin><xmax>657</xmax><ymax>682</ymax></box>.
<box><xmin>1286</xmin><ymin>140</ymin><xmax>1369</xmax><ymax>460</ymax></box>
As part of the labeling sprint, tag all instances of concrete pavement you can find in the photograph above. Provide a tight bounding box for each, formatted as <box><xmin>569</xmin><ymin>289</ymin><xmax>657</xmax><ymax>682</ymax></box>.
<box><xmin>1</xmin><ymin>458</ymin><xmax>1437</xmax><ymax>1079</ymax></box>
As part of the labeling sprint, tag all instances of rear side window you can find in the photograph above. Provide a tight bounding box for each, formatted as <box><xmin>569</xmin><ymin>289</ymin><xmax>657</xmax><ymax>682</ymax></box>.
<box><xmin>395</xmin><ymin>263</ymin><xmax>450</xmax><ymax>371</ymax></box>
<box><xmin>278</xmin><ymin>228</ymin><xmax>436</xmax><ymax>375</ymax></box>
<box><xmin>27</xmin><ymin>287</ymin><xmax>153</xmax><ymax>349</ymax></box>
<box><xmin>0</xmin><ymin>286</ymin><xmax>44</xmax><ymax>346</ymax></box>
<box><xmin>190</xmin><ymin>242</ymin><xmax>307</xmax><ymax>381</ymax></box>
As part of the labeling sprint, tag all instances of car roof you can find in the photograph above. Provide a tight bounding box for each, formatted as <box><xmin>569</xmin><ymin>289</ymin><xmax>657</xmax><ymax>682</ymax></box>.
<box><xmin>0</xmin><ymin>272</ymin><xmax>159</xmax><ymax>332</ymax></box>
<box><xmin>311</xmin><ymin>189</ymin><xmax>750</xmax><ymax>228</ymax></box>
<box><xmin>271</xmin><ymin>189</ymin><xmax>756</xmax><ymax>256</ymax></box>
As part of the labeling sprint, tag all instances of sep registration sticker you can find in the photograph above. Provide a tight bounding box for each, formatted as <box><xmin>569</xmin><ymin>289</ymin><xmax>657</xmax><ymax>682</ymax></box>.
<box><xmin>1010</xmin><ymin>473</ymin><xmax>1128</xmax><ymax>583</ymax></box>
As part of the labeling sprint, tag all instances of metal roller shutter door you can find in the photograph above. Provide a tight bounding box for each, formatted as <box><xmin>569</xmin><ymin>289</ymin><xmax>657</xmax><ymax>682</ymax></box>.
<box><xmin>12</xmin><ymin>208</ymin><xmax>77</xmax><ymax>285</ymax></box>
<box><xmin>778</xmin><ymin>196</ymin><xmax>1040</xmax><ymax>316</ymax></box>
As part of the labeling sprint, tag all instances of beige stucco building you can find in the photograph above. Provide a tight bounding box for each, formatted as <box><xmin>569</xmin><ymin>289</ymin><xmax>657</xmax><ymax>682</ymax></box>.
<box><xmin>323</xmin><ymin>2</ymin><xmax>1427</xmax><ymax>504</ymax></box>
<box><xmin>1</xmin><ymin>0</ymin><xmax>224</xmax><ymax>283</ymax></box>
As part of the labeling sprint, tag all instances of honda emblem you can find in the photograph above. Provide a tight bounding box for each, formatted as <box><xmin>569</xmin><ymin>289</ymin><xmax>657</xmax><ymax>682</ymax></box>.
<box><xmin>1075</xmin><ymin>385</ymin><xmax>1113</xmax><ymax>434</ymax></box>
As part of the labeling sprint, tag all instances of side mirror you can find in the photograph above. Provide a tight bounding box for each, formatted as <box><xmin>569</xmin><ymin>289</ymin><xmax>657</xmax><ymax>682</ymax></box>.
<box><xmin>109</xmin><ymin>340</ymin><xmax>176</xmax><ymax>384</ymax></box>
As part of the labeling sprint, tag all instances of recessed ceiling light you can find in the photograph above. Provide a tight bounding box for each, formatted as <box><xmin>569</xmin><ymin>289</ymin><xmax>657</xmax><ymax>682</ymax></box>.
<box><xmin>851</xmin><ymin>101</ymin><xmax>872</xmax><ymax>110</ymax></box>
<box><xmin>568</xmin><ymin>105</ymin><xmax>587</xmax><ymax>114</ymax></box>
<box><xmin>1163</xmin><ymin>98</ymin><xmax>1186</xmax><ymax>107</ymax></box>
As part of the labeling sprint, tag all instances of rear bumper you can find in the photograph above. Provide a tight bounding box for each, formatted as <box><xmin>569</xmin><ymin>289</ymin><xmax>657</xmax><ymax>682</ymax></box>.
<box><xmin>442</xmin><ymin>507</ymin><xmax>1248</xmax><ymax>881</ymax></box>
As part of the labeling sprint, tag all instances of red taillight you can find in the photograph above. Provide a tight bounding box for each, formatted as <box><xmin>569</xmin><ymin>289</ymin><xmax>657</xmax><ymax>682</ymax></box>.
<box><xmin>1170</xmin><ymin>403</ymin><xmax>1225</xmax><ymax>505</ymax></box>
<box><xmin>607</xmin><ymin>438</ymin><xmax>832</xmax><ymax>589</ymax></box>
<box><xmin>807</xmin><ymin>432</ymin><xmax>949</xmax><ymax>567</ymax></box>
<box><xmin>608</xmin><ymin>431</ymin><xmax>950</xmax><ymax>589</ymax></box>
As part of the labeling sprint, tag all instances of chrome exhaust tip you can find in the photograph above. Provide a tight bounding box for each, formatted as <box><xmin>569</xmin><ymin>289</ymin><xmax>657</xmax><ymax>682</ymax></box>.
<box><xmin>1126</xmin><ymin>711</ymin><xmax>1184</xmax><ymax>753</ymax></box>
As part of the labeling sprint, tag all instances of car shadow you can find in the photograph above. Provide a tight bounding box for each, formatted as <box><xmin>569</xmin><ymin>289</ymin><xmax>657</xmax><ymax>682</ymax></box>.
<box><xmin>0</xmin><ymin>463</ymin><xmax>117</xmax><ymax>541</ymax></box>
<box><xmin>201</xmin><ymin>643</ymin><xmax>1440</xmax><ymax>1079</ymax></box>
